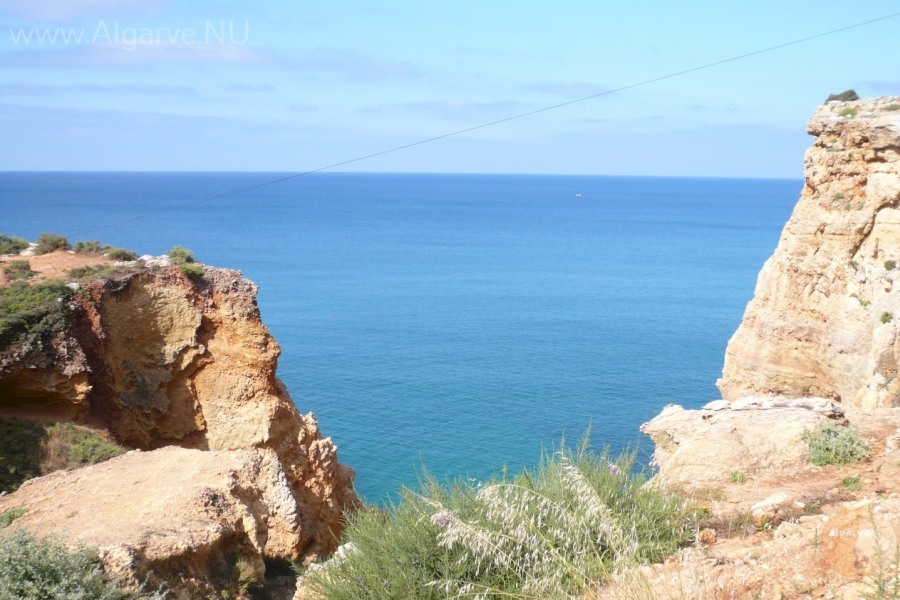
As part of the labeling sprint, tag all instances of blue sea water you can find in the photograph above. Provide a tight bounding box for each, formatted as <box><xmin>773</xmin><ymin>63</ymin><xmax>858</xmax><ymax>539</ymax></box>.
<box><xmin>0</xmin><ymin>172</ymin><xmax>798</xmax><ymax>501</ymax></box>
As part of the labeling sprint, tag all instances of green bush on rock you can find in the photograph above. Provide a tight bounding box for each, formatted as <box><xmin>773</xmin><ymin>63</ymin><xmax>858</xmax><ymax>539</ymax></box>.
<box><xmin>34</xmin><ymin>233</ymin><xmax>71</xmax><ymax>255</ymax></box>
<box><xmin>0</xmin><ymin>235</ymin><xmax>29</xmax><ymax>256</ymax></box>
<box><xmin>803</xmin><ymin>422</ymin><xmax>870</xmax><ymax>466</ymax></box>
<box><xmin>0</xmin><ymin>279</ymin><xmax>73</xmax><ymax>351</ymax></box>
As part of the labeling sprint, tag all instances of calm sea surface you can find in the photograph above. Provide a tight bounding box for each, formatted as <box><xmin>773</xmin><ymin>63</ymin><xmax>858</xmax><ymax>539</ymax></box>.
<box><xmin>1</xmin><ymin>173</ymin><xmax>798</xmax><ymax>501</ymax></box>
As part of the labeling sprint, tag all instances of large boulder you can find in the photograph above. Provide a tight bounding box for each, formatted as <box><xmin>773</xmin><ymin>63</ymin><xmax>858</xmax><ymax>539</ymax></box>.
<box><xmin>0</xmin><ymin>446</ymin><xmax>301</xmax><ymax>599</ymax></box>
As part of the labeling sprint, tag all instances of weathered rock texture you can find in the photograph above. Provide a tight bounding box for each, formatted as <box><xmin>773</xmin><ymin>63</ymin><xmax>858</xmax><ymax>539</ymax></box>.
<box><xmin>0</xmin><ymin>447</ymin><xmax>298</xmax><ymax>599</ymax></box>
<box><xmin>640</xmin><ymin>397</ymin><xmax>840</xmax><ymax>488</ymax></box>
<box><xmin>0</xmin><ymin>265</ymin><xmax>356</xmax><ymax>562</ymax></box>
<box><xmin>718</xmin><ymin>97</ymin><xmax>900</xmax><ymax>408</ymax></box>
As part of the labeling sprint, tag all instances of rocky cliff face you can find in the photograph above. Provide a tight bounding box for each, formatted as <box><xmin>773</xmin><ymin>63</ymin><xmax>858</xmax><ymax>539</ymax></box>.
<box><xmin>0</xmin><ymin>265</ymin><xmax>357</xmax><ymax>565</ymax></box>
<box><xmin>718</xmin><ymin>97</ymin><xmax>900</xmax><ymax>407</ymax></box>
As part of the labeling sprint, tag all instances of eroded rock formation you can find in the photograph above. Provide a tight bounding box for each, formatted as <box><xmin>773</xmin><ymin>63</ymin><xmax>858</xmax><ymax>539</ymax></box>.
<box><xmin>0</xmin><ymin>265</ymin><xmax>356</xmax><ymax>565</ymax></box>
<box><xmin>718</xmin><ymin>97</ymin><xmax>900</xmax><ymax>407</ymax></box>
<box><xmin>0</xmin><ymin>447</ymin><xmax>298</xmax><ymax>599</ymax></box>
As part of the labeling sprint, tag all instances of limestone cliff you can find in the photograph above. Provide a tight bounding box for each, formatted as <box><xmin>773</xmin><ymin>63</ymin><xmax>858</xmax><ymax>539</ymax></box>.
<box><xmin>0</xmin><ymin>264</ymin><xmax>357</xmax><ymax>562</ymax></box>
<box><xmin>718</xmin><ymin>97</ymin><xmax>900</xmax><ymax>407</ymax></box>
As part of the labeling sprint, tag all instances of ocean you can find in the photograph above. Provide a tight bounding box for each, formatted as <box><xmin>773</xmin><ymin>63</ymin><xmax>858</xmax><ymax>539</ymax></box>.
<box><xmin>1</xmin><ymin>172</ymin><xmax>798</xmax><ymax>501</ymax></box>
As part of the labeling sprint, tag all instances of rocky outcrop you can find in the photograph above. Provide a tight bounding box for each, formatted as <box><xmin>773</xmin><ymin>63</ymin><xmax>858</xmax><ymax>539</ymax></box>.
<box><xmin>640</xmin><ymin>397</ymin><xmax>841</xmax><ymax>488</ymax></box>
<box><xmin>0</xmin><ymin>265</ymin><xmax>357</xmax><ymax>565</ymax></box>
<box><xmin>0</xmin><ymin>447</ymin><xmax>299</xmax><ymax>599</ymax></box>
<box><xmin>718</xmin><ymin>97</ymin><xmax>900</xmax><ymax>408</ymax></box>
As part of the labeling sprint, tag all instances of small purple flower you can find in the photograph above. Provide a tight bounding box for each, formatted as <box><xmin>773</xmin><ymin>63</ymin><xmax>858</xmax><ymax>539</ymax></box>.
<box><xmin>431</xmin><ymin>509</ymin><xmax>455</xmax><ymax>529</ymax></box>
<box><xmin>608</xmin><ymin>463</ymin><xmax>621</xmax><ymax>476</ymax></box>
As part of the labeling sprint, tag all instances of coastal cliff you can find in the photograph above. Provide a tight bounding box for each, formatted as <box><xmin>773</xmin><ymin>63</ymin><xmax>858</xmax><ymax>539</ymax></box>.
<box><xmin>718</xmin><ymin>97</ymin><xmax>900</xmax><ymax>407</ymax></box>
<box><xmin>0</xmin><ymin>258</ymin><xmax>357</xmax><ymax>597</ymax></box>
<box><xmin>636</xmin><ymin>97</ymin><xmax>900</xmax><ymax>598</ymax></box>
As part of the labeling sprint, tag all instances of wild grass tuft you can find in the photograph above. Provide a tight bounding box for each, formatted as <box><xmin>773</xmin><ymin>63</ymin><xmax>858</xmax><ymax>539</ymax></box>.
<box><xmin>728</xmin><ymin>470</ymin><xmax>747</xmax><ymax>484</ymax></box>
<box><xmin>309</xmin><ymin>440</ymin><xmax>690</xmax><ymax>599</ymax></box>
<box><xmin>803</xmin><ymin>422</ymin><xmax>870</xmax><ymax>466</ymax></box>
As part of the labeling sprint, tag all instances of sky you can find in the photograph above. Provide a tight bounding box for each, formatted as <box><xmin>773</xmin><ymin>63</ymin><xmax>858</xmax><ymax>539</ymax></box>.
<box><xmin>0</xmin><ymin>1</ymin><xmax>898</xmax><ymax>177</ymax></box>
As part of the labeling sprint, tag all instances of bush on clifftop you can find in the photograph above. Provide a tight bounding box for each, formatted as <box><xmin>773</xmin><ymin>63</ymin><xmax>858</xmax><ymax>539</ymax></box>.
<box><xmin>0</xmin><ymin>235</ymin><xmax>29</xmax><ymax>256</ymax></box>
<box><xmin>34</xmin><ymin>233</ymin><xmax>71</xmax><ymax>255</ymax></box>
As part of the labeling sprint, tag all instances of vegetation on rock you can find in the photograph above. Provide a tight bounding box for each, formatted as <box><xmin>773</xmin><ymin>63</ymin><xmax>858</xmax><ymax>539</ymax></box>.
<box><xmin>106</xmin><ymin>248</ymin><xmax>138</xmax><ymax>262</ymax></box>
<box><xmin>34</xmin><ymin>233</ymin><xmax>71</xmax><ymax>255</ymax></box>
<box><xmin>1</xmin><ymin>260</ymin><xmax>36</xmax><ymax>282</ymax></box>
<box><xmin>825</xmin><ymin>90</ymin><xmax>859</xmax><ymax>102</ymax></box>
<box><xmin>0</xmin><ymin>529</ymin><xmax>166</xmax><ymax>599</ymax></box>
<box><xmin>167</xmin><ymin>247</ymin><xmax>202</xmax><ymax>280</ymax></box>
<box><xmin>0</xmin><ymin>279</ymin><xmax>72</xmax><ymax>351</ymax></box>
<box><xmin>0</xmin><ymin>418</ymin><xmax>126</xmax><ymax>493</ymax></box>
<box><xmin>0</xmin><ymin>235</ymin><xmax>28</xmax><ymax>256</ymax></box>
<box><xmin>310</xmin><ymin>442</ymin><xmax>689</xmax><ymax>599</ymax></box>
<box><xmin>802</xmin><ymin>422</ymin><xmax>870</xmax><ymax>466</ymax></box>
<box><xmin>74</xmin><ymin>242</ymin><xmax>138</xmax><ymax>262</ymax></box>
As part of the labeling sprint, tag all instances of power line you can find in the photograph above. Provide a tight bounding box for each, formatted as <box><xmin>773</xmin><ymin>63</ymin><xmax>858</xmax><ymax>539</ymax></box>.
<box><xmin>90</xmin><ymin>10</ymin><xmax>900</xmax><ymax>233</ymax></box>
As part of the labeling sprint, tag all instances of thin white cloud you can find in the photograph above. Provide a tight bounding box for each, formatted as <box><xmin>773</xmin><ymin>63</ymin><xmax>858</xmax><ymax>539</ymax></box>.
<box><xmin>298</xmin><ymin>48</ymin><xmax>421</xmax><ymax>81</ymax></box>
<box><xmin>287</xmin><ymin>103</ymin><xmax>316</xmax><ymax>113</ymax></box>
<box><xmin>0</xmin><ymin>81</ymin><xmax>53</xmax><ymax>95</ymax></box>
<box><xmin>0</xmin><ymin>80</ymin><xmax>197</xmax><ymax>96</ymax></box>
<box><xmin>857</xmin><ymin>81</ymin><xmax>900</xmax><ymax>96</ymax></box>
<box><xmin>379</xmin><ymin>99</ymin><xmax>534</xmax><ymax>121</ymax></box>
<box><xmin>2</xmin><ymin>0</ymin><xmax>163</xmax><ymax>22</ymax></box>
<box><xmin>222</xmin><ymin>83</ymin><xmax>276</xmax><ymax>93</ymax></box>
<box><xmin>527</xmin><ymin>81</ymin><xmax>610</xmax><ymax>99</ymax></box>
<box><xmin>0</xmin><ymin>42</ymin><xmax>274</xmax><ymax>70</ymax></box>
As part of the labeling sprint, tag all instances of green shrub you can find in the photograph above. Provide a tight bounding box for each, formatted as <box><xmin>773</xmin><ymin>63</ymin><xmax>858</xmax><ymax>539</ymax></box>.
<box><xmin>2</xmin><ymin>260</ymin><xmax>36</xmax><ymax>281</ymax></box>
<box><xmin>68</xmin><ymin>265</ymin><xmax>114</xmax><ymax>280</ymax></box>
<box><xmin>728</xmin><ymin>470</ymin><xmax>747</xmax><ymax>484</ymax></box>
<box><xmin>178</xmin><ymin>263</ymin><xmax>203</xmax><ymax>281</ymax></box>
<box><xmin>167</xmin><ymin>246</ymin><xmax>195</xmax><ymax>265</ymax></box>
<box><xmin>0</xmin><ymin>279</ymin><xmax>73</xmax><ymax>351</ymax></box>
<box><xmin>0</xmin><ymin>508</ymin><xmax>28</xmax><ymax>529</ymax></box>
<box><xmin>0</xmin><ymin>419</ymin><xmax>45</xmax><ymax>493</ymax></box>
<box><xmin>309</xmin><ymin>442</ymin><xmax>690</xmax><ymax>599</ymax></box>
<box><xmin>0</xmin><ymin>235</ymin><xmax>29</xmax><ymax>256</ymax></box>
<box><xmin>42</xmin><ymin>423</ymin><xmax>127</xmax><ymax>473</ymax></box>
<box><xmin>833</xmin><ymin>193</ymin><xmax>846</xmax><ymax>201</ymax></box>
<box><xmin>0</xmin><ymin>418</ymin><xmax>127</xmax><ymax>493</ymax></box>
<box><xmin>803</xmin><ymin>422</ymin><xmax>871</xmax><ymax>466</ymax></box>
<box><xmin>0</xmin><ymin>529</ymin><xmax>166</xmax><ymax>599</ymax></box>
<box><xmin>34</xmin><ymin>233</ymin><xmax>71</xmax><ymax>255</ymax></box>
<box><xmin>886</xmin><ymin>104</ymin><xmax>900</xmax><ymax>111</ymax></box>
<box><xmin>882</xmin><ymin>312</ymin><xmax>894</xmax><ymax>324</ymax></box>
<box><xmin>886</xmin><ymin>260</ymin><xmax>896</xmax><ymax>271</ymax></box>
<box><xmin>825</xmin><ymin>90</ymin><xmax>859</xmax><ymax>103</ymax></box>
<box><xmin>839</xmin><ymin>107</ymin><xmax>858</xmax><ymax>118</ymax></box>
<box><xmin>106</xmin><ymin>248</ymin><xmax>138</xmax><ymax>262</ymax></box>
<box><xmin>842</xmin><ymin>476</ymin><xmax>861</xmax><ymax>492</ymax></box>
<box><xmin>73</xmin><ymin>240</ymin><xmax>109</xmax><ymax>254</ymax></box>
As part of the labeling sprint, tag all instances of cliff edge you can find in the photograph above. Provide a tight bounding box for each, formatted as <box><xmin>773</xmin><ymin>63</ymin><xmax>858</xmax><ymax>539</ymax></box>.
<box><xmin>718</xmin><ymin>97</ymin><xmax>900</xmax><ymax>407</ymax></box>
<box><xmin>0</xmin><ymin>259</ymin><xmax>357</xmax><ymax>596</ymax></box>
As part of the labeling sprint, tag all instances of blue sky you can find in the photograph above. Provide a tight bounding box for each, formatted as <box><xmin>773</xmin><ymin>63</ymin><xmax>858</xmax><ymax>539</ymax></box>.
<box><xmin>1</xmin><ymin>1</ymin><xmax>898</xmax><ymax>176</ymax></box>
